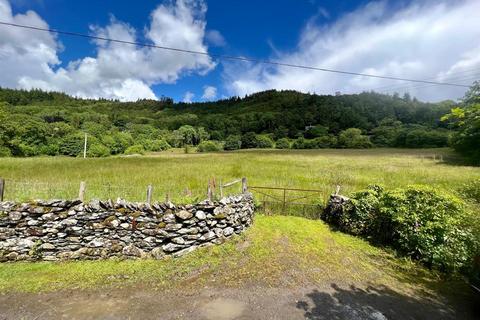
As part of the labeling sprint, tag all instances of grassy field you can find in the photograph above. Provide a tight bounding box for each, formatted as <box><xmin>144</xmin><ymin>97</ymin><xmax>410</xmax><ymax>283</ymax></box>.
<box><xmin>0</xmin><ymin>148</ymin><xmax>478</xmax><ymax>311</ymax></box>
<box><xmin>1</xmin><ymin>148</ymin><xmax>479</xmax><ymax>204</ymax></box>
<box><xmin>0</xmin><ymin>215</ymin><xmax>468</xmax><ymax>298</ymax></box>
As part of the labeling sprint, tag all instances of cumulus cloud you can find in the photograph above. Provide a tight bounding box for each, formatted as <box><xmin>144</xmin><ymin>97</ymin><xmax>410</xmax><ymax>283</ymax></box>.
<box><xmin>205</xmin><ymin>29</ymin><xmax>226</xmax><ymax>47</ymax></box>
<box><xmin>224</xmin><ymin>0</ymin><xmax>480</xmax><ymax>101</ymax></box>
<box><xmin>183</xmin><ymin>91</ymin><xmax>195</xmax><ymax>103</ymax></box>
<box><xmin>0</xmin><ymin>0</ymin><xmax>215</xmax><ymax>101</ymax></box>
<box><xmin>201</xmin><ymin>85</ymin><xmax>217</xmax><ymax>100</ymax></box>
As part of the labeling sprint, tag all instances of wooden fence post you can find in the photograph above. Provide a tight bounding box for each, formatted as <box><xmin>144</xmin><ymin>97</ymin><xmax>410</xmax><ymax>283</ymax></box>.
<box><xmin>79</xmin><ymin>181</ymin><xmax>86</xmax><ymax>202</ymax></box>
<box><xmin>241</xmin><ymin>177</ymin><xmax>247</xmax><ymax>193</ymax></box>
<box><xmin>219</xmin><ymin>179</ymin><xmax>224</xmax><ymax>198</ymax></box>
<box><xmin>0</xmin><ymin>178</ymin><xmax>4</xmax><ymax>202</ymax></box>
<box><xmin>146</xmin><ymin>185</ymin><xmax>153</xmax><ymax>204</ymax></box>
<box><xmin>207</xmin><ymin>179</ymin><xmax>213</xmax><ymax>201</ymax></box>
<box><xmin>335</xmin><ymin>185</ymin><xmax>341</xmax><ymax>195</ymax></box>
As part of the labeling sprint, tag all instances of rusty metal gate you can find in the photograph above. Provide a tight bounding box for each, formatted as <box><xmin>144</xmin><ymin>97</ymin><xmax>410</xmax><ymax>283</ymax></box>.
<box><xmin>248</xmin><ymin>185</ymin><xmax>326</xmax><ymax>219</ymax></box>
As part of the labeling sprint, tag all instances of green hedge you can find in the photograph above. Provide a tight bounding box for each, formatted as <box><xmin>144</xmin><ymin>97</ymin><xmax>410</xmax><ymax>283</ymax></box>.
<box><xmin>322</xmin><ymin>185</ymin><xmax>478</xmax><ymax>273</ymax></box>
<box><xmin>196</xmin><ymin>140</ymin><xmax>223</xmax><ymax>152</ymax></box>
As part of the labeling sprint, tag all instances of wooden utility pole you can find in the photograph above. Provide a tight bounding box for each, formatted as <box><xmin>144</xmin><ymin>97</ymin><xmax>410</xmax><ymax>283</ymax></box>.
<box><xmin>83</xmin><ymin>133</ymin><xmax>88</xmax><ymax>159</ymax></box>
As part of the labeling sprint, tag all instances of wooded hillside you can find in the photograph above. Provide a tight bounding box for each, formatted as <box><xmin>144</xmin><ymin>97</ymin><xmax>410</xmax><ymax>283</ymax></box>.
<box><xmin>0</xmin><ymin>88</ymin><xmax>457</xmax><ymax>157</ymax></box>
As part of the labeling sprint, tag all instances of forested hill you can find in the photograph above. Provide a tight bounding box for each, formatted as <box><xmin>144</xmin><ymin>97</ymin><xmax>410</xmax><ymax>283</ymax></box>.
<box><xmin>0</xmin><ymin>87</ymin><xmax>457</xmax><ymax>157</ymax></box>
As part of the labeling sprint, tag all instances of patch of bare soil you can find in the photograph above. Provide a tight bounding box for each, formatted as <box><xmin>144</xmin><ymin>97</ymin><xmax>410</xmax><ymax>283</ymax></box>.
<box><xmin>0</xmin><ymin>283</ymin><xmax>478</xmax><ymax>320</ymax></box>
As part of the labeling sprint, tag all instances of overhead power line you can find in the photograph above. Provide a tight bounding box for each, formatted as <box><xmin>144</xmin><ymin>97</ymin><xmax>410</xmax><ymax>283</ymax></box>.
<box><xmin>0</xmin><ymin>20</ymin><xmax>472</xmax><ymax>89</ymax></box>
<box><xmin>370</xmin><ymin>68</ymin><xmax>480</xmax><ymax>92</ymax></box>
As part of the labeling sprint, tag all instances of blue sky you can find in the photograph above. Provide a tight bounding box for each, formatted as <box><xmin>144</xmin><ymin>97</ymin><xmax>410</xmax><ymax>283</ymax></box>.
<box><xmin>1</xmin><ymin>0</ymin><xmax>479</xmax><ymax>102</ymax></box>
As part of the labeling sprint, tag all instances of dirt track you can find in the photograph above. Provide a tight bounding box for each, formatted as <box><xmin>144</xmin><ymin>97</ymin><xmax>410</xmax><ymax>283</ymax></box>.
<box><xmin>1</xmin><ymin>283</ymin><xmax>478</xmax><ymax>320</ymax></box>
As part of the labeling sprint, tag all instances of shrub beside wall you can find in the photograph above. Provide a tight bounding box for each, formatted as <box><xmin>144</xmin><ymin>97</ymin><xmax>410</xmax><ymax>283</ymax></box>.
<box><xmin>0</xmin><ymin>193</ymin><xmax>254</xmax><ymax>262</ymax></box>
<box><xmin>322</xmin><ymin>185</ymin><xmax>477</xmax><ymax>273</ymax></box>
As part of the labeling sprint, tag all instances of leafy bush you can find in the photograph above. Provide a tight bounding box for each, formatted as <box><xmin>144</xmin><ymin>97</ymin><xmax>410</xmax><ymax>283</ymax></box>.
<box><xmin>87</xmin><ymin>143</ymin><xmax>110</xmax><ymax>157</ymax></box>
<box><xmin>197</xmin><ymin>140</ymin><xmax>223</xmax><ymax>152</ymax></box>
<box><xmin>39</xmin><ymin>143</ymin><xmax>59</xmax><ymax>156</ymax></box>
<box><xmin>59</xmin><ymin>133</ymin><xmax>85</xmax><ymax>157</ymax></box>
<box><xmin>338</xmin><ymin>128</ymin><xmax>373</xmax><ymax>148</ymax></box>
<box><xmin>224</xmin><ymin>135</ymin><xmax>242</xmax><ymax>150</ymax></box>
<box><xmin>291</xmin><ymin>137</ymin><xmax>306</xmax><ymax>149</ymax></box>
<box><xmin>346</xmin><ymin>185</ymin><xmax>384</xmax><ymax>236</ymax></box>
<box><xmin>323</xmin><ymin>185</ymin><xmax>477</xmax><ymax>273</ymax></box>
<box><xmin>241</xmin><ymin>132</ymin><xmax>257</xmax><ymax>148</ymax></box>
<box><xmin>0</xmin><ymin>145</ymin><xmax>11</xmax><ymax>157</ymax></box>
<box><xmin>291</xmin><ymin>136</ymin><xmax>338</xmax><ymax>149</ymax></box>
<box><xmin>124</xmin><ymin>144</ymin><xmax>145</xmax><ymax>155</ymax></box>
<box><xmin>255</xmin><ymin>135</ymin><xmax>274</xmax><ymax>148</ymax></box>
<box><xmin>404</xmin><ymin>129</ymin><xmax>449</xmax><ymax>148</ymax></box>
<box><xmin>460</xmin><ymin>179</ymin><xmax>480</xmax><ymax>203</ymax></box>
<box><xmin>142</xmin><ymin>139</ymin><xmax>171</xmax><ymax>152</ymax></box>
<box><xmin>275</xmin><ymin>138</ymin><xmax>290</xmax><ymax>149</ymax></box>
<box><xmin>380</xmin><ymin>186</ymin><xmax>474</xmax><ymax>272</ymax></box>
<box><xmin>314</xmin><ymin>135</ymin><xmax>338</xmax><ymax>148</ymax></box>
<box><xmin>18</xmin><ymin>143</ymin><xmax>40</xmax><ymax>157</ymax></box>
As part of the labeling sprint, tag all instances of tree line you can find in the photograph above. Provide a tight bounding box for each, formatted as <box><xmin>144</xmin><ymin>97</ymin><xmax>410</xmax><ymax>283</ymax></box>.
<box><xmin>0</xmin><ymin>84</ymin><xmax>478</xmax><ymax>162</ymax></box>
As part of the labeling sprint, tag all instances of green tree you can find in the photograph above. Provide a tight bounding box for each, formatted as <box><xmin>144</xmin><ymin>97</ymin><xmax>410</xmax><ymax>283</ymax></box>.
<box><xmin>197</xmin><ymin>140</ymin><xmax>223</xmax><ymax>152</ymax></box>
<box><xmin>241</xmin><ymin>132</ymin><xmax>257</xmax><ymax>148</ymax></box>
<box><xmin>124</xmin><ymin>144</ymin><xmax>145</xmax><ymax>155</ymax></box>
<box><xmin>224</xmin><ymin>135</ymin><xmax>242</xmax><ymax>150</ymax></box>
<box><xmin>175</xmin><ymin>125</ymin><xmax>197</xmax><ymax>146</ymax></box>
<box><xmin>275</xmin><ymin>138</ymin><xmax>290</xmax><ymax>149</ymax></box>
<box><xmin>442</xmin><ymin>82</ymin><xmax>480</xmax><ymax>163</ymax></box>
<box><xmin>339</xmin><ymin>128</ymin><xmax>373</xmax><ymax>148</ymax></box>
<box><xmin>255</xmin><ymin>135</ymin><xmax>274</xmax><ymax>148</ymax></box>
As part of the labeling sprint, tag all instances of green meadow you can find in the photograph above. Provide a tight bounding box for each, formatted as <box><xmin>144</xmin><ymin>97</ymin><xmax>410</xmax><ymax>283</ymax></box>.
<box><xmin>1</xmin><ymin>148</ymin><xmax>478</xmax><ymax>204</ymax></box>
<box><xmin>0</xmin><ymin>148</ymin><xmax>478</xmax><ymax>306</ymax></box>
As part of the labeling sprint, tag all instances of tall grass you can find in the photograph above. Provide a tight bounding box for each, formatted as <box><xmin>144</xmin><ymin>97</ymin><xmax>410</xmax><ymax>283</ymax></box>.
<box><xmin>0</xmin><ymin>148</ymin><xmax>479</xmax><ymax>204</ymax></box>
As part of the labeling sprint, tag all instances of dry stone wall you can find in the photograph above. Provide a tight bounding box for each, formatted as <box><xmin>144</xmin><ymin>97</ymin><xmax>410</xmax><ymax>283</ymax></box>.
<box><xmin>0</xmin><ymin>193</ymin><xmax>254</xmax><ymax>261</ymax></box>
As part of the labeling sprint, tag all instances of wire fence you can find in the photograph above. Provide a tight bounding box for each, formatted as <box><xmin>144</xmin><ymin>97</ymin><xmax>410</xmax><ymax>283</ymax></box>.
<box><xmin>0</xmin><ymin>177</ymin><xmax>331</xmax><ymax>219</ymax></box>
<box><xmin>0</xmin><ymin>179</ymin><xmax>210</xmax><ymax>203</ymax></box>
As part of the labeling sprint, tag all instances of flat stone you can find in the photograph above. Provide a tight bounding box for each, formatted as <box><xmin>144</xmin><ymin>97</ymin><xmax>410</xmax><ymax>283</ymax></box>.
<box><xmin>162</xmin><ymin>243</ymin><xmax>185</xmax><ymax>252</ymax></box>
<box><xmin>223</xmin><ymin>227</ymin><xmax>235</xmax><ymax>237</ymax></box>
<box><xmin>162</xmin><ymin>213</ymin><xmax>176</xmax><ymax>223</ymax></box>
<box><xmin>172</xmin><ymin>246</ymin><xmax>197</xmax><ymax>258</ymax></box>
<box><xmin>122</xmin><ymin>244</ymin><xmax>143</xmax><ymax>257</ymax></box>
<box><xmin>40</xmin><ymin>243</ymin><xmax>56</xmax><ymax>250</ymax></box>
<box><xmin>195</xmin><ymin>210</ymin><xmax>206</xmax><ymax>220</ymax></box>
<box><xmin>171</xmin><ymin>237</ymin><xmax>186</xmax><ymax>245</ymax></box>
<box><xmin>164</xmin><ymin>223</ymin><xmax>183</xmax><ymax>231</ymax></box>
<box><xmin>62</xmin><ymin>219</ymin><xmax>78</xmax><ymax>227</ymax></box>
<box><xmin>8</xmin><ymin>212</ymin><xmax>22</xmax><ymax>221</ymax></box>
<box><xmin>200</xmin><ymin>231</ymin><xmax>216</xmax><ymax>241</ymax></box>
<box><xmin>88</xmin><ymin>238</ymin><xmax>105</xmax><ymax>247</ymax></box>
<box><xmin>151</xmin><ymin>247</ymin><xmax>165</xmax><ymax>259</ymax></box>
<box><xmin>175</xmin><ymin>210</ymin><xmax>193</xmax><ymax>220</ymax></box>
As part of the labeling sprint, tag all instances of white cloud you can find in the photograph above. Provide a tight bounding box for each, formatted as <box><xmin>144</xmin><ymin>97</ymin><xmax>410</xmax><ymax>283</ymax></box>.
<box><xmin>317</xmin><ymin>7</ymin><xmax>330</xmax><ymax>19</ymax></box>
<box><xmin>206</xmin><ymin>29</ymin><xmax>226</xmax><ymax>46</ymax></box>
<box><xmin>183</xmin><ymin>91</ymin><xmax>194</xmax><ymax>103</ymax></box>
<box><xmin>201</xmin><ymin>85</ymin><xmax>217</xmax><ymax>100</ymax></box>
<box><xmin>224</xmin><ymin>0</ymin><xmax>480</xmax><ymax>102</ymax></box>
<box><xmin>0</xmin><ymin>0</ymin><xmax>215</xmax><ymax>101</ymax></box>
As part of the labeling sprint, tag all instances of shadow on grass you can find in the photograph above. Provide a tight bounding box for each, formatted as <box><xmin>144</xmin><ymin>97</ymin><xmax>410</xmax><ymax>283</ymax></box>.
<box><xmin>296</xmin><ymin>283</ymin><xmax>479</xmax><ymax>320</ymax></box>
<box><xmin>435</xmin><ymin>153</ymin><xmax>479</xmax><ymax>167</ymax></box>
